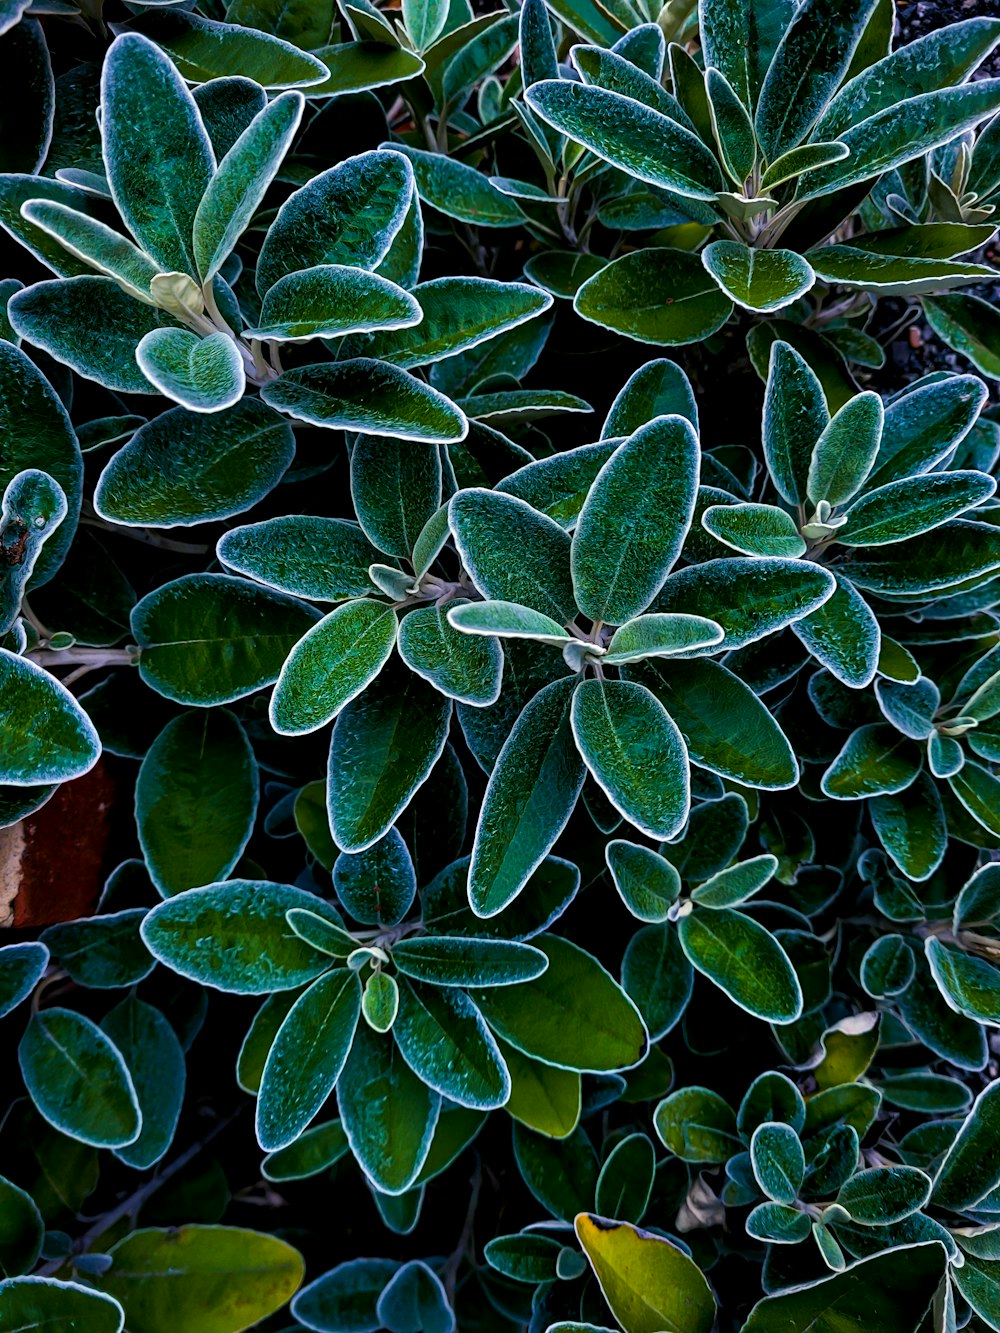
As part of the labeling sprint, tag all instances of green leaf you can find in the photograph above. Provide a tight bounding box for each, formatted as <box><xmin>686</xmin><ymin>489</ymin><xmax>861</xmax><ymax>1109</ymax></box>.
<box><xmin>248</xmin><ymin>265</ymin><xmax>421</xmax><ymax>343</ymax></box>
<box><xmin>679</xmin><ymin>907</ymin><xmax>803</xmax><ymax>1022</ymax></box>
<box><xmin>218</xmin><ymin>516</ymin><xmax>379</xmax><ymax>603</ymax></box>
<box><xmin>262</xmin><ymin>1120</ymin><xmax>350</xmax><ymax>1183</ymax></box>
<box><xmin>497</xmin><ymin>442</ymin><xmax>616</xmax><ymax>529</ymax></box>
<box><xmin>471</xmin><ymin>934</ymin><xmax>648</xmax><ymax>1072</ymax></box>
<box><xmin>257</xmin><ymin>968</ymin><xmax>361</xmax><ymax>1151</ymax></box>
<box><xmin>0</xmin><ymin>1278</ymin><xmax>124</xmax><ymax>1333</ymax></box>
<box><xmin>351</xmin><ymin>436</ymin><xmax>440</xmax><ymax>559</ymax></box>
<box><xmin>96</xmin><ymin>1226</ymin><xmax>304</xmax><ymax>1333</ymax></box>
<box><xmin>0</xmin><ymin>470</ymin><xmax>64</xmax><ymax>632</ymax></box>
<box><xmin>622</xmin><ymin>921</ymin><xmax>694</xmax><ymax>1040</ymax></box>
<box><xmin>595</xmin><ymin>1133</ymin><xmax>656</xmax><ymax>1226</ymax></box>
<box><xmin>308</xmin><ymin>41</ymin><xmax>426</xmax><ymax>97</ymax></box>
<box><xmin>192</xmin><ymin>78</ymin><xmax>267</xmax><ymax>159</ymax></box>
<box><xmin>334</xmin><ymin>827</ymin><xmax>415</xmax><ymax>926</ymax></box>
<box><xmin>898</xmin><ymin>957</ymin><xmax>987</xmax><ymax>1071</ymax></box>
<box><xmin>653</xmin><ymin>1084</ymin><xmax>739</xmax><ymax>1163</ymax></box>
<box><xmin>388</xmin><ymin>144</ymin><xmax>525</xmax><ymax>227</ymax></box>
<box><xmin>702</xmin><ymin>242</ymin><xmax>814</xmax><ymax>313</ymax></box>
<box><xmin>262</xmin><ymin>359</ymin><xmax>466</xmax><ymax>443</ymax></box>
<box><xmin>870</xmin><ymin>771</ymin><xmax>947</xmax><ymax>882</ymax></box>
<box><xmin>41</xmin><ymin>909</ymin><xmax>152</xmax><ymax>990</ymax></box>
<box><xmin>814</xmin><ymin>17</ymin><xmax>1000</xmax><ymax>141</ymax></box>
<box><xmin>571</xmin><ymin>678</ymin><xmax>689</xmax><ymax>840</ymax></box>
<box><xmin>450</xmin><ymin>488</ymin><xmax>575</xmax><ymax>623</ymax></box>
<box><xmin>392</xmin><ymin>936</ymin><xmax>547</xmax><ymax>987</ymax></box>
<box><xmin>954</xmin><ymin>862</ymin><xmax>1000</xmax><ymax>930</ymax></box>
<box><xmin>141</xmin><ymin>880</ymin><xmax>340</xmax><ymax>993</ymax></box>
<box><xmin>96</xmin><ymin>399</ymin><xmax>293</xmax><ymax>528</ymax></box>
<box><xmin>345</xmin><ymin>277</ymin><xmax>552</xmax><ymax>368</ymax></box>
<box><xmin>602</xmin><ymin>358</ymin><xmax>698</xmax><ymax>437</ymax></box>
<box><xmin>257</xmin><ymin>149</ymin><xmax>412</xmax><ymax>294</ymax></box>
<box><xmin>701</xmin><ymin>502</ymin><xmax>806</xmax><ymax>558</ymax></box>
<box><xmin>807</xmin><ymin>246</ymin><xmax>996</xmax><ymax>297</ymax></box>
<box><xmin>8</xmin><ymin>276</ymin><xmax>172</xmax><ymax>394</ymax></box>
<box><xmin>457</xmin><ymin>387</ymin><xmax>592</xmax><ymax>425</ymax></box>
<box><xmin>442</xmin><ymin>12</ymin><xmax>518</xmax><ymax>109</ymax></box>
<box><xmin>337</xmin><ymin>1022</ymin><xmax>440</xmax><ymax>1194</ymax></box>
<box><xmin>953</xmin><ymin>1251</ymin><xmax>1000</xmax><ymax>1330</ymax></box>
<box><xmin>269</xmin><ymin>598</ymin><xmax>397</xmax><ymax>736</ymax></box>
<box><xmin>572</xmin><ymin>414</ymin><xmax>699</xmax><ymax>624</ymax></box>
<box><xmin>0</xmin><ymin>175</ymin><xmax>103</xmax><ymax>279</ymax></box>
<box><xmin>574</xmin><ymin>248</ymin><xmax>733</xmax><ymax>346</ymax></box>
<box><xmin>0</xmin><ymin>942</ymin><xmax>48</xmax><ymax>1018</ymax></box>
<box><xmin>792</xmin><ymin>572</ymin><xmax>880</xmax><ymax>689</ymax></box>
<box><xmin>19</xmin><ymin>1008</ymin><xmax>140</xmax><ymax>1148</ymax></box>
<box><xmin>525</xmin><ymin>81</ymin><xmax>723</xmax><ymax>200</ymax></box>
<box><xmin>193</xmin><ymin>90</ymin><xmax>303</xmax><ymax>284</ymax></box>
<box><xmin>285</xmin><ymin>909</ymin><xmax>357</xmax><ymax>959</ymax></box>
<box><xmin>763</xmin><ymin>341</ymin><xmax>829</xmax><ymax>505</ymax></box>
<box><xmin>101</xmin><ymin>34</ymin><xmax>215</xmax><ymax>276</ymax></box>
<box><xmin>132</xmin><ymin>572</ymin><xmax>320</xmax><ymax>706</ymax></box>
<box><xmin>926</xmin><ymin>937</ymin><xmax>1000</xmax><ymax>1027</ymax></box>
<box><xmin>403</xmin><ymin>0</ymin><xmax>449</xmax><ymax>49</ymax></box>
<box><xmin>807</xmin><ymin>391</ymin><xmax>883</xmax><ymax>506</ymax></box>
<box><xmin>468</xmin><ymin>677</ymin><xmax>586</xmax><ymax>918</ymax></box>
<box><xmin>924</xmin><ymin>292</ymin><xmax>1000</xmax><ymax>379</ymax></box>
<box><xmin>485</xmin><ymin>1232</ymin><xmax>562</xmax><ymax>1283</ymax></box>
<box><xmin>574</xmin><ymin>1213</ymin><xmax>715</xmax><ymax>1333</ymax></box>
<box><xmin>845</xmin><ymin>520</ymin><xmax>1000</xmax><ymax>596</ymax></box>
<box><xmin>226</xmin><ymin>0</ymin><xmax>334</xmax><ymax>52</ymax></box>
<box><xmin>836</xmin><ymin>1165</ymin><xmax>931</xmax><ymax>1225</ymax></box>
<box><xmin>136</xmin><ymin>709</ymin><xmax>257</xmax><ymax>897</ymax></box>
<box><xmin>124</xmin><ymin>10</ymin><xmax>328</xmax><ymax>88</ymax></box>
<box><xmin>865</xmin><ymin>372</ymin><xmax>985</xmax><ymax>491</ymax></box>
<box><xmin>447</xmin><ymin>599</ymin><xmax>570</xmax><ymax>646</ymax></box>
<box><xmin>393</xmin><ymin>978</ymin><xmax>509</xmax><ymax>1109</ymax></box>
<box><xmin>604</xmin><ymin>613</ymin><xmax>723</xmax><ymax>663</ymax></box>
<box><xmin>691</xmin><ymin>854</ymin><xmax>778</xmax><ymax>908</ymax></box>
<box><xmin>0</xmin><ymin>649</ymin><xmax>100</xmax><ymax>785</ymax></box>
<box><xmin>292</xmin><ymin>1258</ymin><xmax>401</xmax><ymax>1333</ymax></box>
<box><xmin>754</xmin><ymin>0</ymin><xmax>879</xmax><ymax>160</ymax></box>
<box><xmin>741</xmin><ymin>1243</ymin><xmax>947</xmax><ymax>1331</ymax></box>
<box><xmin>376</xmin><ymin>1262</ymin><xmax>452</xmax><ymax>1333</ymax></box>
<box><xmin>605</xmin><ymin>840</ymin><xmax>681</xmax><ymax>922</ymax></box>
<box><xmin>654</xmin><ymin>557</ymin><xmax>835</xmax><ymax>650</ymax></box>
<box><xmin>759</xmin><ymin>141</ymin><xmax>850</xmax><ymax>190</ymax></box>
<box><xmin>706</xmin><ymin>67</ymin><xmax>756</xmax><ymax>182</ymax></box>
<box><xmin>799</xmin><ymin>80</ymin><xmax>1000</xmax><ymax>201</ymax></box>
<box><xmin>19</xmin><ymin>200</ymin><xmax>161</xmax><ymax>304</ymax></box>
<box><xmin>841</xmin><ymin>470</ymin><xmax>995</xmax><ymax>545</ymax></box>
<box><xmin>135</xmin><ymin>329</ymin><xmax>244</xmax><ymax>413</ymax></box>
<box><xmin>101</xmin><ymin>997</ymin><xmax>185</xmax><ymax>1172</ymax></box>
<box><xmin>501</xmin><ymin>1039</ymin><xmax>581</xmax><ymax>1139</ymax></box>
<box><xmin>746</xmin><ymin>1201</ymin><xmax>811</xmax><ymax>1245</ymax></box>
<box><xmin>328</xmin><ymin>662</ymin><xmax>451</xmax><ymax>853</ymax></box>
<box><xmin>627</xmin><ymin>657</ymin><xmax>798</xmax><ymax>788</ymax></box>
<box><xmin>0</xmin><ymin>1174</ymin><xmax>43</xmax><ymax>1277</ymax></box>
<box><xmin>933</xmin><ymin>1077</ymin><xmax>1000</xmax><ymax>1209</ymax></box>
<box><xmin>0</xmin><ymin>341</ymin><xmax>81</xmax><ymax>588</ymax></box>
<box><xmin>751</xmin><ymin>1121</ymin><xmax>804</xmax><ymax>1204</ymax></box>
<box><xmin>822</xmin><ymin>725</ymin><xmax>922</xmax><ymax>799</ymax></box>
<box><xmin>513</xmin><ymin>1121</ymin><xmax>599</xmax><ymax>1222</ymax></box>
<box><xmin>860</xmin><ymin>936</ymin><xmax>915</xmax><ymax>998</ymax></box>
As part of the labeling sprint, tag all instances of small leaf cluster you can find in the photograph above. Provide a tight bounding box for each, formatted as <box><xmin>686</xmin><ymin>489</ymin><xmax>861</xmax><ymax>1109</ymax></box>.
<box><xmin>2</xmin><ymin>1</ymin><xmax>1000</xmax><ymax>1332</ymax></box>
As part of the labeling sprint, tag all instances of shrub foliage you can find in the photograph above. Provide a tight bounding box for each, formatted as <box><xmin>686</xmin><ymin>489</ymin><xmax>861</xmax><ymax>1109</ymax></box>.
<box><xmin>2</xmin><ymin>0</ymin><xmax>1000</xmax><ymax>1329</ymax></box>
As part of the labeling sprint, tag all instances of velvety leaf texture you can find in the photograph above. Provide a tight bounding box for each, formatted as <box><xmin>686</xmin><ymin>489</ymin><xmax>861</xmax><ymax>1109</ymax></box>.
<box><xmin>5</xmin><ymin>8</ymin><xmax>1000</xmax><ymax>1327</ymax></box>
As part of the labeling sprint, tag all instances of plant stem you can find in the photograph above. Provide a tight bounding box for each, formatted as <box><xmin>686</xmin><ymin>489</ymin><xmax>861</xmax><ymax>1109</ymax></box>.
<box><xmin>37</xmin><ymin>1110</ymin><xmax>240</xmax><ymax>1275</ymax></box>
